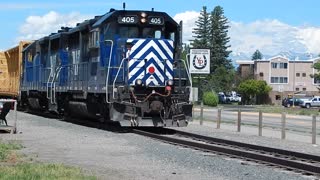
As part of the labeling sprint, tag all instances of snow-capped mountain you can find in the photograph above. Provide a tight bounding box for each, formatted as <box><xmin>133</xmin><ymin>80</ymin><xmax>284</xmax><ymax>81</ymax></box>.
<box><xmin>230</xmin><ymin>51</ymin><xmax>317</xmax><ymax>61</ymax></box>
<box><xmin>230</xmin><ymin>51</ymin><xmax>318</xmax><ymax>68</ymax></box>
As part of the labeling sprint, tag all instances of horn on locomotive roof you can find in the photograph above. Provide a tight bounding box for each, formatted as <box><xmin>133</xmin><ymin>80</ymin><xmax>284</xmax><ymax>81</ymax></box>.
<box><xmin>123</xmin><ymin>2</ymin><xmax>126</xmax><ymax>10</ymax></box>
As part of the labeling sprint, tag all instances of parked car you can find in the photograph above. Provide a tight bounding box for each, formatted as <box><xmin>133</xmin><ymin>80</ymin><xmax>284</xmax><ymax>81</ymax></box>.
<box><xmin>300</xmin><ymin>96</ymin><xmax>320</xmax><ymax>108</ymax></box>
<box><xmin>218</xmin><ymin>94</ymin><xmax>227</xmax><ymax>104</ymax></box>
<box><xmin>282</xmin><ymin>98</ymin><xmax>303</xmax><ymax>107</ymax></box>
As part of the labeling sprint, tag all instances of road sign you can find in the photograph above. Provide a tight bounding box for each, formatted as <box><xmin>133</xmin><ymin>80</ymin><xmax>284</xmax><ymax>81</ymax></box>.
<box><xmin>189</xmin><ymin>49</ymin><xmax>210</xmax><ymax>74</ymax></box>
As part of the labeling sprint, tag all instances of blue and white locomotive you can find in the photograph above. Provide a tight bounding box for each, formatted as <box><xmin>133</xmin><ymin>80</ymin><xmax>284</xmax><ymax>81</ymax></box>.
<box><xmin>20</xmin><ymin>7</ymin><xmax>192</xmax><ymax>127</ymax></box>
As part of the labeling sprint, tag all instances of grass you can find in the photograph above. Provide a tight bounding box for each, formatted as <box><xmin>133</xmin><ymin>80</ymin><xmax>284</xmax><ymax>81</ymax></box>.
<box><xmin>0</xmin><ymin>141</ymin><xmax>22</xmax><ymax>161</ymax></box>
<box><xmin>0</xmin><ymin>163</ymin><xmax>96</xmax><ymax>180</ymax></box>
<box><xmin>0</xmin><ymin>141</ymin><xmax>97</xmax><ymax>180</ymax></box>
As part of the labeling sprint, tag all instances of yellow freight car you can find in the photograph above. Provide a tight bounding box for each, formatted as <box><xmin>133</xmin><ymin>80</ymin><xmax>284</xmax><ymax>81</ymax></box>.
<box><xmin>0</xmin><ymin>41</ymin><xmax>31</xmax><ymax>98</ymax></box>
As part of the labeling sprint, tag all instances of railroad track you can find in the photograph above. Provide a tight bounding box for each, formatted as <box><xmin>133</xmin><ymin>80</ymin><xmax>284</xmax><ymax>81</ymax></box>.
<box><xmin>18</xmin><ymin>109</ymin><xmax>320</xmax><ymax>176</ymax></box>
<box><xmin>132</xmin><ymin>128</ymin><xmax>320</xmax><ymax>177</ymax></box>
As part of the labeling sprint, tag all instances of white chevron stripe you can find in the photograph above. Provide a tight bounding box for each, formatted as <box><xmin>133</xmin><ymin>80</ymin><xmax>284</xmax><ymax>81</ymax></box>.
<box><xmin>129</xmin><ymin>59</ymin><xmax>145</xmax><ymax>80</ymax></box>
<box><xmin>130</xmin><ymin>39</ymin><xmax>145</xmax><ymax>53</ymax></box>
<box><xmin>132</xmin><ymin>41</ymin><xmax>167</xmax><ymax>60</ymax></box>
<box><xmin>159</xmin><ymin>40</ymin><xmax>173</xmax><ymax>58</ymax></box>
<box><xmin>146</xmin><ymin>75</ymin><xmax>159</xmax><ymax>86</ymax></box>
<box><xmin>127</xmin><ymin>39</ymin><xmax>134</xmax><ymax>43</ymax></box>
<box><xmin>144</xmin><ymin>52</ymin><xmax>165</xmax><ymax>82</ymax></box>
<box><xmin>165</xmin><ymin>60</ymin><xmax>173</xmax><ymax>79</ymax></box>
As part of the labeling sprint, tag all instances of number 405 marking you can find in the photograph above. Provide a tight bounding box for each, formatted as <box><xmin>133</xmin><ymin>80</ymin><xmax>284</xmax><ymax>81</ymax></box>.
<box><xmin>150</xmin><ymin>17</ymin><xmax>162</xmax><ymax>25</ymax></box>
<box><xmin>122</xmin><ymin>17</ymin><xmax>135</xmax><ymax>23</ymax></box>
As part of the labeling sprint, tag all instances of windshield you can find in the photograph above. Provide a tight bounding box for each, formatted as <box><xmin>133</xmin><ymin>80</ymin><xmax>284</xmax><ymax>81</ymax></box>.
<box><xmin>142</xmin><ymin>28</ymin><xmax>162</xmax><ymax>38</ymax></box>
<box><xmin>119</xmin><ymin>27</ymin><xmax>139</xmax><ymax>38</ymax></box>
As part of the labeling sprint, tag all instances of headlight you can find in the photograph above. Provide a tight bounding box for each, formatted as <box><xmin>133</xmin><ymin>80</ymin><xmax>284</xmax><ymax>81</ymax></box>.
<box><xmin>141</xmin><ymin>12</ymin><xmax>147</xmax><ymax>18</ymax></box>
<box><xmin>141</xmin><ymin>18</ymin><xmax>146</xmax><ymax>23</ymax></box>
<box><xmin>167</xmin><ymin>79</ymin><xmax>174</xmax><ymax>86</ymax></box>
<box><xmin>135</xmin><ymin>79</ymin><xmax>142</xmax><ymax>86</ymax></box>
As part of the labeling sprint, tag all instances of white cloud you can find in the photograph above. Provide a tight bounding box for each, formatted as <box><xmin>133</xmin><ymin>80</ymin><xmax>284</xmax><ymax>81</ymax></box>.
<box><xmin>297</xmin><ymin>27</ymin><xmax>320</xmax><ymax>54</ymax></box>
<box><xmin>173</xmin><ymin>11</ymin><xmax>199</xmax><ymax>42</ymax></box>
<box><xmin>17</xmin><ymin>11</ymin><xmax>93</xmax><ymax>41</ymax></box>
<box><xmin>173</xmin><ymin>11</ymin><xmax>320</xmax><ymax>56</ymax></box>
<box><xmin>17</xmin><ymin>10</ymin><xmax>320</xmax><ymax>57</ymax></box>
<box><xmin>229</xmin><ymin>19</ymin><xmax>309</xmax><ymax>55</ymax></box>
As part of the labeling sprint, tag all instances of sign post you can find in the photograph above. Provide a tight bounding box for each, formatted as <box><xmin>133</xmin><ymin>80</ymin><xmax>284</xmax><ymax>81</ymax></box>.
<box><xmin>189</xmin><ymin>49</ymin><xmax>210</xmax><ymax>74</ymax></box>
<box><xmin>189</xmin><ymin>49</ymin><xmax>210</xmax><ymax>102</ymax></box>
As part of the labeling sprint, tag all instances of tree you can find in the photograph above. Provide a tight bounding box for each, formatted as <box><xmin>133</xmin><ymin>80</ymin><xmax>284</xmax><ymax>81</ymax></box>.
<box><xmin>191</xmin><ymin>6</ymin><xmax>210</xmax><ymax>48</ymax></box>
<box><xmin>237</xmin><ymin>79</ymin><xmax>272</xmax><ymax>104</ymax></box>
<box><xmin>209</xmin><ymin>6</ymin><xmax>233</xmax><ymax>72</ymax></box>
<box><xmin>181</xmin><ymin>44</ymin><xmax>190</xmax><ymax>61</ymax></box>
<box><xmin>252</xmin><ymin>50</ymin><xmax>263</xmax><ymax>60</ymax></box>
<box><xmin>311</xmin><ymin>62</ymin><xmax>320</xmax><ymax>90</ymax></box>
<box><xmin>202</xmin><ymin>66</ymin><xmax>235</xmax><ymax>93</ymax></box>
<box><xmin>191</xmin><ymin>6</ymin><xmax>234</xmax><ymax>100</ymax></box>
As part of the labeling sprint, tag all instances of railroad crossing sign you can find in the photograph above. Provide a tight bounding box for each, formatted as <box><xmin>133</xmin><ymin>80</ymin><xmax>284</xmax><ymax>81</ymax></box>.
<box><xmin>189</xmin><ymin>49</ymin><xmax>210</xmax><ymax>74</ymax></box>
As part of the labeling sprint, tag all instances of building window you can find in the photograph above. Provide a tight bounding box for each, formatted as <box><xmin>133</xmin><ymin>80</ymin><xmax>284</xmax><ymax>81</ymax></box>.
<box><xmin>303</xmin><ymin>88</ymin><xmax>306</xmax><ymax>91</ymax></box>
<box><xmin>296</xmin><ymin>73</ymin><xmax>300</xmax><ymax>77</ymax></box>
<box><xmin>271</xmin><ymin>76</ymin><xmax>288</xmax><ymax>83</ymax></box>
<box><xmin>295</xmin><ymin>87</ymin><xmax>299</xmax><ymax>91</ymax></box>
<box><xmin>271</xmin><ymin>77</ymin><xmax>277</xmax><ymax>83</ymax></box>
<box><xmin>302</xmin><ymin>73</ymin><xmax>306</xmax><ymax>77</ymax></box>
<box><xmin>280</xmin><ymin>62</ymin><xmax>288</xmax><ymax>69</ymax></box>
<box><xmin>314</xmin><ymin>76</ymin><xmax>320</xmax><ymax>84</ymax></box>
<box><xmin>259</xmin><ymin>72</ymin><xmax>264</xmax><ymax>77</ymax></box>
<box><xmin>275</xmin><ymin>95</ymin><xmax>281</xmax><ymax>100</ymax></box>
<box><xmin>271</xmin><ymin>62</ymin><xmax>278</xmax><ymax>69</ymax></box>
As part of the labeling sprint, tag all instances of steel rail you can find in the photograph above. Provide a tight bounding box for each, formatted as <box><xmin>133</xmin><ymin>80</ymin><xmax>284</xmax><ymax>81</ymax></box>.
<box><xmin>173</xmin><ymin>129</ymin><xmax>320</xmax><ymax>162</ymax></box>
<box><xmin>132</xmin><ymin>129</ymin><xmax>320</xmax><ymax>175</ymax></box>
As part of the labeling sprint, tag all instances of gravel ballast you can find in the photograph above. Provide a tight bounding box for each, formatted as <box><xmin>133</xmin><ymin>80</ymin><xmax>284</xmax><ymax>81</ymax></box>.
<box><xmin>0</xmin><ymin>112</ymin><xmax>315</xmax><ymax>179</ymax></box>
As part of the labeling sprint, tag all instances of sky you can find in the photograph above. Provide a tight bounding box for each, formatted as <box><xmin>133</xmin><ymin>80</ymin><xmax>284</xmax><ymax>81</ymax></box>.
<box><xmin>1</xmin><ymin>0</ymin><xmax>320</xmax><ymax>59</ymax></box>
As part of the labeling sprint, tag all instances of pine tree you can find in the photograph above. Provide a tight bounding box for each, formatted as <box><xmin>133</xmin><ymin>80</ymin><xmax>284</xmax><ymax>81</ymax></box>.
<box><xmin>191</xmin><ymin>6</ymin><xmax>210</xmax><ymax>48</ymax></box>
<box><xmin>209</xmin><ymin>6</ymin><xmax>232</xmax><ymax>72</ymax></box>
<box><xmin>252</xmin><ymin>50</ymin><xmax>263</xmax><ymax>60</ymax></box>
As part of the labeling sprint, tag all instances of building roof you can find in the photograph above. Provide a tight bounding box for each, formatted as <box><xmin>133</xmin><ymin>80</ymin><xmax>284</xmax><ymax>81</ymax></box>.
<box><xmin>235</xmin><ymin>60</ymin><xmax>254</xmax><ymax>65</ymax></box>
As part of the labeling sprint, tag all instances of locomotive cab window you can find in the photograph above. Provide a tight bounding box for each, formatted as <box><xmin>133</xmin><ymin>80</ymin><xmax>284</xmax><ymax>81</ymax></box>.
<box><xmin>155</xmin><ymin>30</ymin><xmax>161</xmax><ymax>38</ymax></box>
<box><xmin>119</xmin><ymin>27</ymin><xmax>138</xmax><ymax>38</ymax></box>
<box><xmin>89</xmin><ymin>29</ymin><xmax>100</xmax><ymax>48</ymax></box>
<box><xmin>142</xmin><ymin>28</ymin><xmax>162</xmax><ymax>38</ymax></box>
<box><xmin>104</xmin><ymin>23</ymin><xmax>117</xmax><ymax>40</ymax></box>
<box><xmin>170</xmin><ymin>32</ymin><xmax>175</xmax><ymax>41</ymax></box>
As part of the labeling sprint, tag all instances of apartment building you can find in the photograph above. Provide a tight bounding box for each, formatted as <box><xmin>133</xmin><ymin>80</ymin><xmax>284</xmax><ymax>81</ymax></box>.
<box><xmin>237</xmin><ymin>56</ymin><xmax>320</xmax><ymax>104</ymax></box>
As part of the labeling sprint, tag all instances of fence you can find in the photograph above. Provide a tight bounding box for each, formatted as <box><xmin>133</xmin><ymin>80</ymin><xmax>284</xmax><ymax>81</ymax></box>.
<box><xmin>196</xmin><ymin>103</ymin><xmax>318</xmax><ymax>144</ymax></box>
<box><xmin>0</xmin><ymin>99</ymin><xmax>17</xmax><ymax>134</ymax></box>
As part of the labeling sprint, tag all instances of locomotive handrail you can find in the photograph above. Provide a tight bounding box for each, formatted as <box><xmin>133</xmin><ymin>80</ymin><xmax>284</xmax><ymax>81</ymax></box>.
<box><xmin>112</xmin><ymin>58</ymin><xmax>127</xmax><ymax>99</ymax></box>
<box><xmin>178</xmin><ymin>59</ymin><xmax>193</xmax><ymax>102</ymax></box>
<box><xmin>178</xmin><ymin>59</ymin><xmax>192</xmax><ymax>88</ymax></box>
<box><xmin>105</xmin><ymin>40</ymin><xmax>114</xmax><ymax>104</ymax></box>
<box><xmin>52</xmin><ymin>66</ymin><xmax>63</xmax><ymax>104</ymax></box>
<box><xmin>49</xmin><ymin>67</ymin><xmax>57</xmax><ymax>104</ymax></box>
<box><xmin>185</xmin><ymin>54</ymin><xmax>190</xmax><ymax>70</ymax></box>
<box><xmin>46</xmin><ymin>67</ymin><xmax>54</xmax><ymax>99</ymax></box>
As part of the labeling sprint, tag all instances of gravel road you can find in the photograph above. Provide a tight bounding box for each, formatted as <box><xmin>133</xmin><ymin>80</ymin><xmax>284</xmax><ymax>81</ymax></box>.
<box><xmin>0</xmin><ymin>112</ymin><xmax>315</xmax><ymax>180</ymax></box>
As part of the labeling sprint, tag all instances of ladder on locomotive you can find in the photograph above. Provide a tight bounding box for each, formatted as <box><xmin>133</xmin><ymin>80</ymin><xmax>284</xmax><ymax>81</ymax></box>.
<box><xmin>46</xmin><ymin>65</ymin><xmax>62</xmax><ymax>111</ymax></box>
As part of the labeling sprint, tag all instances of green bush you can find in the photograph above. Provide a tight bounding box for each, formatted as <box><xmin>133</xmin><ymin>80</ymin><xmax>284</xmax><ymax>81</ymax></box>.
<box><xmin>203</xmin><ymin>91</ymin><xmax>218</xmax><ymax>107</ymax></box>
